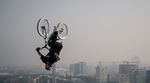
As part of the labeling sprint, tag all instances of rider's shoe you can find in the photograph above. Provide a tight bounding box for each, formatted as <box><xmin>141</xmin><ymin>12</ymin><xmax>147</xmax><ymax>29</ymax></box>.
<box><xmin>36</xmin><ymin>47</ymin><xmax>41</xmax><ymax>51</ymax></box>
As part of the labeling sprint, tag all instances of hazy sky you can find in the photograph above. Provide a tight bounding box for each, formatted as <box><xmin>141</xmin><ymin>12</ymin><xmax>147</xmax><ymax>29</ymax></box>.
<box><xmin>0</xmin><ymin>0</ymin><xmax>150</xmax><ymax>67</ymax></box>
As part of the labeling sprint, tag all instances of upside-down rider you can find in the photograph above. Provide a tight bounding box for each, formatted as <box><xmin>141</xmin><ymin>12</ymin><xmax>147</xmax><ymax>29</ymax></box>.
<box><xmin>36</xmin><ymin>26</ymin><xmax>63</xmax><ymax>70</ymax></box>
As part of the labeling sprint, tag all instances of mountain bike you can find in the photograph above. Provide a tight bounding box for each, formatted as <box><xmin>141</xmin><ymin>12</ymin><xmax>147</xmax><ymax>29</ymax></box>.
<box><xmin>37</xmin><ymin>18</ymin><xmax>68</xmax><ymax>49</ymax></box>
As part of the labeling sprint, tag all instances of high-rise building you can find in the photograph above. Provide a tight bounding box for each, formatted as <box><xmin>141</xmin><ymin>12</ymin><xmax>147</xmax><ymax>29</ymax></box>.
<box><xmin>95</xmin><ymin>65</ymin><xmax>100</xmax><ymax>83</ymax></box>
<box><xmin>145</xmin><ymin>70</ymin><xmax>150</xmax><ymax>83</ymax></box>
<box><xmin>119</xmin><ymin>63</ymin><xmax>138</xmax><ymax>74</ymax></box>
<box><xmin>70</xmin><ymin>62</ymin><xmax>87</xmax><ymax>76</ymax></box>
<box><xmin>119</xmin><ymin>62</ymin><xmax>138</xmax><ymax>83</ymax></box>
<box><xmin>130</xmin><ymin>68</ymin><xmax>150</xmax><ymax>83</ymax></box>
<box><xmin>107</xmin><ymin>73</ymin><xmax>129</xmax><ymax>83</ymax></box>
<box><xmin>95</xmin><ymin>62</ymin><xmax>108</xmax><ymax>83</ymax></box>
<box><xmin>134</xmin><ymin>69</ymin><xmax>146</xmax><ymax>83</ymax></box>
<box><xmin>4</xmin><ymin>76</ymin><xmax>35</xmax><ymax>83</ymax></box>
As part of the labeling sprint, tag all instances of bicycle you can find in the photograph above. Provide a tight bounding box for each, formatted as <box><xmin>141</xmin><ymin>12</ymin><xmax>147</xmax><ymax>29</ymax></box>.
<box><xmin>37</xmin><ymin>18</ymin><xmax>68</xmax><ymax>49</ymax></box>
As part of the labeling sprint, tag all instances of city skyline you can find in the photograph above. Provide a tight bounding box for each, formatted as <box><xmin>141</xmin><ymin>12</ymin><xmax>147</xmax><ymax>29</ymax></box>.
<box><xmin>0</xmin><ymin>0</ymin><xmax>150</xmax><ymax>68</ymax></box>
<box><xmin>0</xmin><ymin>60</ymin><xmax>150</xmax><ymax>83</ymax></box>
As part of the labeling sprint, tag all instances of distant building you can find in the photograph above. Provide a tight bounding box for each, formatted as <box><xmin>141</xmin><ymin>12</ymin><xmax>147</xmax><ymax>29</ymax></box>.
<box><xmin>145</xmin><ymin>70</ymin><xmax>150</xmax><ymax>83</ymax></box>
<box><xmin>95</xmin><ymin>65</ymin><xmax>100</xmax><ymax>77</ymax></box>
<box><xmin>95</xmin><ymin>62</ymin><xmax>108</xmax><ymax>83</ymax></box>
<box><xmin>119</xmin><ymin>63</ymin><xmax>138</xmax><ymax>74</ymax></box>
<box><xmin>107</xmin><ymin>73</ymin><xmax>129</xmax><ymax>83</ymax></box>
<box><xmin>132</xmin><ymin>68</ymin><xmax>150</xmax><ymax>83</ymax></box>
<box><xmin>4</xmin><ymin>76</ymin><xmax>34</xmax><ymax>83</ymax></box>
<box><xmin>70</xmin><ymin>62</ymin><xmax>87</xmax><ymax>76</ymax></box>
<box><xmin>134</xmin><ymin>68</ymin><xmax>146</xmax><ymax>83</ymax></box>
<box><xmin>95</xmin><ymin>65</ymin><xmax>100</xmax><ymax>83</ymax></box>
<box><xmin>119</xmin><ymin>62</ymin><xmax>138</xmax><ymax>83</ymax></box>
<box><xmin>36</xmin><ymin>75</ymin><xmax>49</xmax><ymax>83</ymax></box>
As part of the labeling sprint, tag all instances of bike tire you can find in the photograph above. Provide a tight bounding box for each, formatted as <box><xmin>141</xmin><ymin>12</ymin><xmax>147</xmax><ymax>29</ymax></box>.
<box><xmin>37</xmin><ymin>18</ymin><xmax>50</xmax><ymax>38</ymax></box>
<box><xmin>57</xmin><ymin>22</ymin><xmax>68</xmax><ymax>40</ymax></box>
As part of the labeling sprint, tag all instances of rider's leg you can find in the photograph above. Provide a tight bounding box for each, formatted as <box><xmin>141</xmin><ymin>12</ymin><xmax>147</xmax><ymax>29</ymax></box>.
<box><xmin>36</xmin><ymin>47</ymin><xmax>49</xmax><ymax>64</ymax></box>
<box><xmin>46</xmin><ymin>48</ymin><xmax>54</xmax><ymax>57</ymax></box>
<box><xmin>47</xmin><ymin>41</ymin><xmax>63</xmax><ymax>57</ymax></box>
<box><xmin>47</xmin><ymin>42</ymin><xmax>63</xmax><ymax>64</ymax></box>
<box><xmin>54</xmin><ymin>42</ymin><xmax>63</xmax><ymax>55</ymax></box>
<box><xmin>36</xmin><ymin>47</ymin><xmax>43</xmax><ymax>56</ymax></box>
<box><xmin>40</xmin><ymin>55</ymin><xmax>48</xmax><ymax>64</ymax></box>
<box><xmin>47</xmin><ymin>53</ymin><xmax>58</xmax><ymax>63</ymax></box>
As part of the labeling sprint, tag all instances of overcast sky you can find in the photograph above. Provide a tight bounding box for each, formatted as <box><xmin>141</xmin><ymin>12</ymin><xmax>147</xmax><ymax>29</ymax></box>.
<box><xmin>0</xmin><ymin>0</ymin><xmax>150</xmax><ymax>67</ymax></box>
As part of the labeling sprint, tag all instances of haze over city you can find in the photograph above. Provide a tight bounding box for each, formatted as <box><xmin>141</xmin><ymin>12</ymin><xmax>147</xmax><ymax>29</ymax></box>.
<box><xmin>0</xmin><ymin>0</ymin><xmax>150</xmax><ymax>68</ymax></box>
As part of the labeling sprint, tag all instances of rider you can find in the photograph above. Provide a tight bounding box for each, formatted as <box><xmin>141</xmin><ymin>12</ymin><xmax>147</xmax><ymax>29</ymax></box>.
<box><xmin>36</xmin><ymin>26</ymin><xmax>63</xmax><ymax>70</ymax></box>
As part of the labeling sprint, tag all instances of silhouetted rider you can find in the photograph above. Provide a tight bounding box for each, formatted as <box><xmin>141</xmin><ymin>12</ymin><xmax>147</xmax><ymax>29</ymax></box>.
<box><xmin>36</xmin><ymin>26</ymin><xmax>63</xmax><ymax>70</ymax></box>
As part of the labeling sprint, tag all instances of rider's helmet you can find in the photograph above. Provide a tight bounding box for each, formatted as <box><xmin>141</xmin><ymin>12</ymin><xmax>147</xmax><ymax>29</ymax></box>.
<box><xmin>45</xmin><ymin>63</ymin><xmax>51</xmax><ymax>70</ymax></box>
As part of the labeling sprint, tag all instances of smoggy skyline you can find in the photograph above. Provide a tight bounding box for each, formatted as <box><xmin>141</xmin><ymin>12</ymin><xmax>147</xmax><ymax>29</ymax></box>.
<box><xmin>0</xmin><ymin>0</ymin><xmax>150</xmax><ymax>67</ymax></box>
